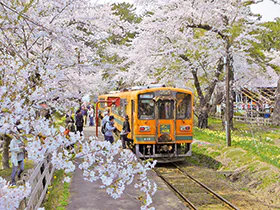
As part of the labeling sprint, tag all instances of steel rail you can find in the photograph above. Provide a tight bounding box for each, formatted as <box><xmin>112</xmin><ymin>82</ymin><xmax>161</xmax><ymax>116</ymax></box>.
<box><xmin>173</xmin><ymin>163</ymin><xmax>239</xmax><ymax>210</ymax></box>
<box><xmin>154</xmin><ymin>168</ymin><xmax>197</xmax><ymax>210</ymax></box>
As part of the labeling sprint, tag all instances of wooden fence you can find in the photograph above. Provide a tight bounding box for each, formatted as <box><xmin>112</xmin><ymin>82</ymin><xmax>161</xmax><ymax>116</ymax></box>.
<box><xmin>233</xmin><ymin>116</ymin><xmax>272</xmax><ymax>125</ymax></box>
<box><xmin>19</xmin><ymin>154</ymin><xmax>55</xmax><ymax>210</ymax></box>
<box><xmin>212</xmin><ymin>114</ymin><xmax>273</xmax><ymax>125</ymax></box>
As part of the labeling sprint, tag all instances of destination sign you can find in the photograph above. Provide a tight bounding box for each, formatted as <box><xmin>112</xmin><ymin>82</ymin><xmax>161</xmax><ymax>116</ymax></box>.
<box><xmin>159</xmin><ymin>90</ymin><xmax>172</xmax><ymax>96</ymax></box>
<box><xmin>139</xmin><ymin>94</ymin><xmax>154</xmax><ymax>98</ymax></box>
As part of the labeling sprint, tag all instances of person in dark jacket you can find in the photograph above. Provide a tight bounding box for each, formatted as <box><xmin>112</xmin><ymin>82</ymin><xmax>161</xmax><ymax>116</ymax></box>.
<box><xmin>121</xmin><ymin>115</ymin><xmax>131</xmax><ymax>149</ymax></box>
<box><xmin>81</xmin><ymin>107</ymin><xmax>88</xmax><ymax>127</ymax></box>
<box><xmin>75</xmin><ymin>110</ymin><xmax>84</xmax><ymax>136</ymax></box>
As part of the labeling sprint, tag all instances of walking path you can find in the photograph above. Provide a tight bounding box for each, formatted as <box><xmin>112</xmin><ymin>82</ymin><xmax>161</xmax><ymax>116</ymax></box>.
<box><xmin>67</xmin><ymin>126</ymin><xmax>187</xmax><ymax>210</ymax></box>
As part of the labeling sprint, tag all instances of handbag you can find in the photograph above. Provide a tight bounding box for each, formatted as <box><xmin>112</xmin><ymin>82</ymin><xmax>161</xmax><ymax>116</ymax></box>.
<box><xmin>64</xmin><ymin>129</ymin><xmax>70</xmax><ymax>135</ymax></box>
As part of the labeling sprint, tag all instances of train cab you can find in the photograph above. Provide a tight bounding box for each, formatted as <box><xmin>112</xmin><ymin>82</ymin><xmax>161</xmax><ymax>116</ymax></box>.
<box><xmin>98</xmin><ymin>85</ymin><xmax>194</xmax><ymax>162</ymax></box>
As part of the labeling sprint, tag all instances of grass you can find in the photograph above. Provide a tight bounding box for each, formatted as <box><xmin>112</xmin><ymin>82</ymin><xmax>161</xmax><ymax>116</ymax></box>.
<box><xmin>208</xmin><ymin>117</ymin><xmax>280</xmax><ymax>144</ymax></box>
<box><xmin>43</xmin><ymin>170</ymin><xmax>71</xmax><ymax>210</ymax></box>
<box><xmin>191</xmin><ymin>117</ymin><xmax>280</xmax><ymax>201</ymax></box>
<box><xmin>193</xmin><ymin>117</ymin><xmax>280</xmax><ymax>169</ymax></box>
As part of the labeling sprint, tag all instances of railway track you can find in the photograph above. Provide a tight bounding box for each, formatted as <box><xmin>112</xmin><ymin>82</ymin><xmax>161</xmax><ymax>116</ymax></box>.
<box><xmin>154</xmin><ymin>163</ymin><xmax>239</xmax><ymax>210</ymax></box>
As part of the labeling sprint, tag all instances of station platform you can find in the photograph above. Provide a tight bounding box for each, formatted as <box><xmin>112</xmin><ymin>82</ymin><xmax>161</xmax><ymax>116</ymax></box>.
<box><xmin>67</xmin><ymin>126</ymin><xmax>187</xmax><ymax>210</ymax></box>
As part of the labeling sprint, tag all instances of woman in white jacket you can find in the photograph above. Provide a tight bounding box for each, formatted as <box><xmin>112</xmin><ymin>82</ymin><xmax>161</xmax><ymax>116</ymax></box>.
<box><xmin>10</xmin><ymin>132</ymin><xmax>25</xmax><ymax>186</ymax></box>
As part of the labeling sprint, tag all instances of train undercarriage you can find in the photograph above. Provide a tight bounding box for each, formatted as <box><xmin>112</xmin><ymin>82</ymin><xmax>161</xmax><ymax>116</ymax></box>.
<box><xmin>135</xmin><ymin>143</ymin><xmax>192</xmax><ymax>163</ymax></box>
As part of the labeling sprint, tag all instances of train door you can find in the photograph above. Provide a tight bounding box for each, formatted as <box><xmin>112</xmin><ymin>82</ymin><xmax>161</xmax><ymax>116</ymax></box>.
<box><xmin>156</xmin><ymin>99</ymin><xmax>175</xmax><ymax>143</ymax></box>
<box><xmin>131</xmin><ymin>100</ymin><xmax>135</xmax><ymax>141</ymax></box>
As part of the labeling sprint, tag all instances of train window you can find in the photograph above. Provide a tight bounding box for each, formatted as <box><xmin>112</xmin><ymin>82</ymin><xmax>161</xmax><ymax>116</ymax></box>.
<box><xmin>176</xmin><ymin>93</ymin><xmax>192</xmax><ymax>119</ymax></box>
<box><xmin>158</xmin><ymin>100</ymin><xmax>174</xmax><ymax>119</ymax></box>
<box><xmin>112</xmin><ymin>104</ymin><xmax>123</xmax><ymax>116</ymax></box>
<box><xmin>138</xmin><ymin>94</ymin><xmax>155</xmax><ymax>119</ymax></box>
<box><xmin>99</xmin><ymin>98</ymin><xmax>105</xmax><ymax>108</ymax></box>
<box><xmin>110</xmin><ymin>104</ymin><xmax>124</xmax><ymax>117</ymax></box>
<box><xmin>111</xmin><ymin>104</ymin><xmax>116</xmax><ymax>115</ymax></box>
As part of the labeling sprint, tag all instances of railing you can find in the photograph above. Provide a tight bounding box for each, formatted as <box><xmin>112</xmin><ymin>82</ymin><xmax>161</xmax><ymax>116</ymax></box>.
<box><xmin>233</xmin><ymin>116</ymin><xmax>272</xmax><ymax>125</ymax></box>
<box><xmin>212</xmin><ymin>113</ymin><xmax>273</xmax><ymax>125</ymax></box>
<box><xmin>19</xmin><ymin>154</ymin><xmax>55</xmax><ymax>210</ymax></box>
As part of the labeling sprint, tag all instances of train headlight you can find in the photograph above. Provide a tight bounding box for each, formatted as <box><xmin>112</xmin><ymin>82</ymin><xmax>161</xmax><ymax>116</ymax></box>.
<box><xmin>140</xmin><ymin>126</ymin><xmax>150</xmax><ymax>132</ymax></box>
<box><xmin>180</xmin><ymin>125</ymin><xmax>191</xmax><ymax>131</ymax></box>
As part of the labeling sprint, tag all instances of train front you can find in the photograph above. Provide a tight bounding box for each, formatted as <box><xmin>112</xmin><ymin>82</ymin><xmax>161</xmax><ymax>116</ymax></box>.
<box><xmin>134</xmin><ymin>88</ymin><xmax>193</xmax><ymax>162</ymax></box>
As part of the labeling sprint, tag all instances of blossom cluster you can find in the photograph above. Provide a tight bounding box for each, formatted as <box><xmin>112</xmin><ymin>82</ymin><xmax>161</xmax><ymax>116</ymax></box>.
<box><xmin>0</xmin><ymin>177</ymin><xmax>31</xmax><ymax>209</ymax></box>
<box><xmin>79</xmin><ymin>137</ymin><xmax>157</xmax><ymax>209</ymax></box>
<box><xmin>0</xmin><ymin>0</ymin><xmax>139</xmax><ymax>208</ymax></box>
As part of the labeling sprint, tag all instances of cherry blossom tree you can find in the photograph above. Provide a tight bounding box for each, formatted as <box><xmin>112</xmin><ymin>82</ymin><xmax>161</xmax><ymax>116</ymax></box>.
<box><xmin>0</xmin><ymin>1</ymin><xmax>157</xmax><ymax>209</ymax></box>
<box><xmin>113</xmin><ymin>0</ymin><xmax>266</xmax><ymax>128</ymax></box>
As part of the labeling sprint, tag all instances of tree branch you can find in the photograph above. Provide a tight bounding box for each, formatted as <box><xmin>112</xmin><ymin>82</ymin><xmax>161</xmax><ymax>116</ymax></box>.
<box><xmin>49</xmin><ymin>0</ymin><xmax>76</xmax><ymax>24</ymax></box>
<box><xmin>179</xmin><ymin>54</ymin><xmax>206</xmax><ymax>104</ymax></box>
<box><xmin>204</xmin><ymin>57</ymin><xmax>224</xmax><ymax>103</ymax></box>
<box><xmin>185</xmin><ymin>23</ymin><xmax>226</xmax><ymax>39</ymax></box>
<box><xmin>0</xmin><ymin>28</ymin><xmax>25</xmax><ymax>61</ymax></box>
<box><xmin>0</xmin><ymin>1</ymin><xmax>51</xmax><ymax>32</ymax></box>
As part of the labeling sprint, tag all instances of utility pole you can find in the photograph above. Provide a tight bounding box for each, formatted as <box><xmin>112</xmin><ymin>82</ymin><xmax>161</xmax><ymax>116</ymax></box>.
<box><xmin>224</xmin><ymin>55</ymin><xmax>231</xmax><ymax>146</ymax></box>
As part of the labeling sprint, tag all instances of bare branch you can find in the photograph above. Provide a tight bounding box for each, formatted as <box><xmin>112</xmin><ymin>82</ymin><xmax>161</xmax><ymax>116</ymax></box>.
<box><xmin>49</xmin><ymin>0</ymin><xmax>76</xmax><ymax>24</ymax></box>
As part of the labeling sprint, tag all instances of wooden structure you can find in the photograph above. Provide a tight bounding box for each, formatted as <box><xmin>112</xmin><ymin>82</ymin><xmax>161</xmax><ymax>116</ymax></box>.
<box><xmin>213</xmin><ymin>113</ymin><xmax>272</xmax><ymax>125</ymax></box>
<box><xmin>19</xmin><ymin>154</ymin><xmax>55</xmax><ymax>210</ymax></box>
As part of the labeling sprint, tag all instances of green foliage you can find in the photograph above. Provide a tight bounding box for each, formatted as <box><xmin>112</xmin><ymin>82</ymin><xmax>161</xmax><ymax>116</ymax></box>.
<box><xmin>112</xmin><ymin>3</ymin><xmax>142</xmax><ymax>24</ymax></box>
<box><xmin>53</xmin><ymin>112</ymin><xmax>66</xmax><ymax>128</ymax></box>
<box><xmin>260</xmin><ymin>18</ymin><xmax>280</xmax><ymax>51</ymax></box>
<box><xmin>249</xmin><ymin>18</ymin><xmax>280</xmax><ymax>73</ymax></box>
<box><xmin>109</xmin><ymin>3</ymin><xmax>141</xmax><ymax>46</ymax></box>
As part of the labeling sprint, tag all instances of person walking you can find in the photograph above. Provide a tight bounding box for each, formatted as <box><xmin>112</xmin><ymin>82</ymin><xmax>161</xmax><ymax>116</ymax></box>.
<box><xmin>81</xmin><ymin>107</ymin><xmax>88</xmax><ymax>127</ymax></box>
<box><xmin>75</xmin><ymin>110</ymin><xmax>84</xmax><ymax>137</ymax></box>
<box><xmin>101</xmin><ymin>111</ymin><xmax>109</xmax><ymax>126</ymax></box>
<box><xmin>65</xmin><ymin>114</ymin><xmax>75</xmax><ymax>136</ymax></box>
<box><xmin>10</xmin><ymin>131</ymin><xmax>25</xmax><ymax>186</ymax></box>
<box><xmin>121</xmin><ymin>115</ymin><xmax>131</xmax><ymax>149</ymax></box>
<box><xmin>104</xmin><ymin>116</ymin><xmax>116</xmax><ymax>144</ymax></box>
<box><xmin>101</xmin><ymin>111</ymin><xmax>109</xmax><ymax>135</ymax></box>
<box><xmin>88</xmin><ymin>106</ymin><xmax>95</xmax><ymax>126</ymax></box>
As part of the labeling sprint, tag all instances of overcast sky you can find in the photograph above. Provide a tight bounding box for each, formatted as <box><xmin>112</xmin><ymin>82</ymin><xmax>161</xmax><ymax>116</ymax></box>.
<box><xmin>102</xmin><ymin>0</ymin><xmax>280</xmax><ymax>21</ymax></box>
<box><xmin>251</xmin><ymin>0</ymin><xmax>280</xmax><ymax>21</ymax></box>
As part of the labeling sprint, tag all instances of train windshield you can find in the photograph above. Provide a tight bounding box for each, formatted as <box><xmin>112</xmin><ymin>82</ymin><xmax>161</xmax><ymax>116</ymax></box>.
<box><xmin>138</xmin><ymin>93</ymin><xmax>155</xmax><ymax>119</ymax></box>
<box><xmin>158</xmin><ymin>100</ymin><xmax>174</xmax><ymax>119</ymax></box>
<box><xmin>176</xmin><ymin>92</ymin><xmax>192</xmax><ymax>119</ymax></box>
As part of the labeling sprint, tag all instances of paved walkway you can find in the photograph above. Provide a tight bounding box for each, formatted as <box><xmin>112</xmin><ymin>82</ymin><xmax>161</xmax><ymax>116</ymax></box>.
<box><xmin>67</xmin><ymin>126</ymin><xmax>187</xmax><ymax>210</ymax></box>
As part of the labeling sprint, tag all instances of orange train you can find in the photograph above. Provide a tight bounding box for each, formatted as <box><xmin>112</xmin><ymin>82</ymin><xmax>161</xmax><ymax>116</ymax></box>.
<box><xmin>98</xmin><ymin>85</ymin><xmax>194</xmax><ymax>162</ymax></box>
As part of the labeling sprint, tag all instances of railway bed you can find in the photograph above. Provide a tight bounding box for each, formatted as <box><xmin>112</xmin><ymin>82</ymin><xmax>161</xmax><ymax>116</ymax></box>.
<box><xmin>155</xmin><ymin>163</ymin><xmax>239</xmax><ymax>210</ymax></box>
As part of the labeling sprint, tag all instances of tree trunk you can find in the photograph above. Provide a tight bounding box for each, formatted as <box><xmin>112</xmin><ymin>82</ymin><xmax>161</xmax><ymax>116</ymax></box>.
<box><xmin>179</xmin><ymin>55</ymin><xmax>224</xmax><ymax>129</ymax></box>
<box><xmin>2</xmin><ymin>134</ymin><xmax>11</xmax><ymax>169</ymax></box>
<box><xmin>198</xmin><ymin>106</ymin><xmax>209</xmax><ymax>128</ymax></box>
<box><xmin>272</xmin><ymin>77</ymin><xmax>280</xmax><ymax>126</ymax></box>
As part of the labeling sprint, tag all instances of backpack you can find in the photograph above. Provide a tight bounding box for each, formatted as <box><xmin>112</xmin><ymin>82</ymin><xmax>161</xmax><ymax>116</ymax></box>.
<box><xmin>101</xmin><ymin>122</ymin><xmax>107</xmax><ymax>134</ymax></box>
